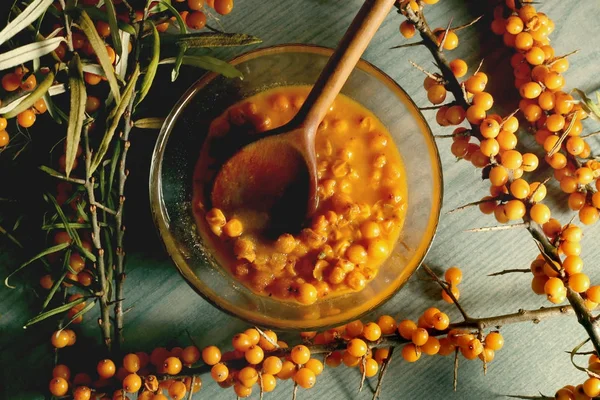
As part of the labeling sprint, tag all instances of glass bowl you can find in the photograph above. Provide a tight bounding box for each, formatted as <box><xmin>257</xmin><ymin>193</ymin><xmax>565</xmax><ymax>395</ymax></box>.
<box><xmin>149</xmin><ymin>44</ymin><xmax>442</xmax><ymax>330</ymax></box>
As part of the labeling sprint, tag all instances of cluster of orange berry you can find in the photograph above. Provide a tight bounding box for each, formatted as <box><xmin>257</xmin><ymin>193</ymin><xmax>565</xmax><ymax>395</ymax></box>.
<box><xmin>0</xmin><ymin>66</ymin><xmax>49</xmax><ymax>148</ymax></box>
<box><xmin>40</xmin><ymin>231</ymin><xmax>95</xmax><ymax>322</ymax></box>
<box><xmin>173</xmin><ymin>0</ymin><xmax>235</xmax><ymax>31</ymax></box>
<box><xmin>553</xmin><ymin>354</ymin><xmax>600</xmax><ymax>400</ymax></box>
<box><xmin>441</xmin><ymin>266</ymin><xmax>462</xmax><ymax>304</ymax></box>
<box><xmin>490</xmin><ymin>3</ymin><xmax>599</xmax><ymax>225</ymax></box>
<box><xmin>529</xmin><ymin>222</ymin><xmax>600</xmax><ymax>309</ymax></box>
<box><xmin>50</xmin><ymin>343</ymin><xmax>203</xmax><ymax>399</ymax></box>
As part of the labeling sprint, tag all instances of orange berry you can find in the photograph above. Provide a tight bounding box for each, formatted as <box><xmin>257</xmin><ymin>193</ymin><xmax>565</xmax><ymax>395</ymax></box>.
<box><xmin>397</xmin><ymin>319</ymin><xmax>418</xmax><ymax>340</ymax></box>
<box><xmin>181</xmin><ymin>345</ymin><xmax>201</xmax><ymax>365</ymax></box>
<box><xmin>461</xmin><ymin>338</ymin><xmax>484</xmax><ymax>360</ymax></box>
<box><xmin>377</xmin><ymin>315</ymin><xmax>397</xmax><ymax>335</ymax></box>
<box><xmin>421</xmin><ymin>337</ymin><xmax>441</xmax><ymax>355</ymax></box>
<box><xmin>515</xmin><ymin>32</ymin><xmax>533</xmax><ymax>51</ymax></box>
<box><xmin>258</xmin><ymin>330</ymin><xmax>278</xmax><ymax>351</ymax></box>
<box><xmin>122</xmin><ymin>373</ymin><xmax>142</xmax><ymax>393</ymax></box>
<box><xmin>445</xmin><ymin>105</ymin><xmax>466</xmax><ymax>125</ymax></box>
<box><xmin>401</xmin><ymin>343</ymin><xmax>421</xmax><ymax>362</ymax></box>
<box><xmin>187</xmin><ymin>11</ymin><xmax>207</xmax><ymax>30</ymax></box>
<box><xmin>245</xmin><ymin>345</ymin><xmax>264</xmax><ymax>365</ymax></box>
<box><xmin>484</xmin><ymin>331</ymin><xmax>504</xmax><ymax>350</ymax></box>
<box><xmin>163</xmin><ymin>357</ymin><xmax>183</xmax><ymax>375</ymax></box>
<box><xmin>530</xmin><ymin>203</ymin><xmax>551</xmax><ymax>224</ymax></box>
<box><xmin>169</xmin><ymin>380</ymin><xmax>187</xmax><ymax>400</ymax></box>
<box><xmin>501</xmin><ymin>150</ymin><xmax>523</xmax><ymax>170</ymax></box>
<box><xmin>362</xmin><ymin>322</ymin><xmax>382</xmax><ymax>341</ymax></box>
<box><xmin>201</xmin><ymin>345</ymin><xmax>221</xmax><ymax>365</ymax></box>
<box><xmin>20</xmin><ymin>74</ymin><xmax>37</xmax><ymax>91</ymax></box>
<box><xmin>520</xmin><ymin>82</ymin><xmax>542</xmax><ymax>99</ymax></box>
<box><xmin>569</xmin><ymin>273</ymin><xmax>591</xmax><ymax>293</ymax></box>
<box><xmin>465</xmin><ymin>76</ymin><xmax>486</xmax><ymax>94</ymax></box>
<box><xmin>232</xmin><ymin>333</ymin><xmax>253</xmax><ymax>352</ymax></box>
<box><xmin>473</xmin><ymin>92</ymin><xmax>494</xmax><ymax>110</ymax></box>
<box><xmin>580</xmin><ymin>206</ymin><xmax>600</xmax><ymax>225</ymax></box>
<box><xmin>411</xmin><ymin>328</ymin><xmax>429</xmax><ymax>346</ymax></box>
<box><xmin>583</xmin><ymin>377</ymin><xmax>600</xmax><ymax>397</ymax></box>
<box><xmin>427</xmin><ymin>84</ymin><xmax>447</xmax><ymax>105</ymax></box>
<box><xmin>214</xmin><ymin>0</ymin><xmax>233</xmax><ymax>15</ymax></box>
<box><xmin>51</xmin><ymin>330</ymin><xmax>70</xmax><ymax>348</ymax></box>
<box><xmin>305</xmin><ymin>358</ymin><xmax>324</xmax><ymax>376</ymax></box>
<box><xmin>525</xmin><ymin>46</ymin><xmax>545</xmax><ymax>65</ymax></box>
<box><xmin>123</xmin><ymin>353</ymin><xmax>141</xmax><ymax>373</ymax></box>
<box><xmin>210</xmin><ymin>363</ymin><xmax>229</xmax><ymax>382</ymax></box>
<box><xmin>17</xmin><ymin>109</ymin><xmax>36</xmax><ymax>128</ymax></box>
<box><xmin>359</xmin><ymin>358</ymin><xmax>379</xmax><ymax>377</ymax></box>
<box><xmin>294</xmin><ymin>367</ymin><xmax>316</xmax><ymax>389</ymax></box>
<box><xmin>400</xmin><ymin>21</ymin><xmax>416</xmax><ymax>38</ymax></box>
<box><xmin>291</xmin><ymin>345</ymin><xmax>311</xmax><ymax>365</ymax></box>
<box><xmin>466</xmin><ymin>105</ymin><xmax>486</xmax><ymax>124</ymax></box>
<box><xmin>49</xmin><ymin>377</ymin><xmax>69</xmax><ymax>396</ymax></box>
<box><xmin>505</xmin><ymin>16</ymin><xmax>524</xmax><ymax>34</ymax></box>
<box><xmin>450</xmin><ymin>59</ymin><xmax>468</xmax><ymax>78</ymax></box>
<box><xmin>97</xmin><ymin>359</ymin><xmax>116</xmax><ymax>379</ymax></box>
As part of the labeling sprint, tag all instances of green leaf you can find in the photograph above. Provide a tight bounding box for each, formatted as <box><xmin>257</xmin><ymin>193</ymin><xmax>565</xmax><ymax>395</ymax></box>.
<box><xmin>5</xmin><ymin>242</ymin><xmax>69</xmax><ymax>289</ymax></box>
<box><xmin>41</xmin><ymin>270</ymin><xmax>69</xmax><ymax>311</ymax></box>
<box><xmin>0</xmin><ymin>37</ymin><xmax>65</xmax><ymax>71</ymax></box>
<box><xmin>80</xmin><ymin>6</ymin><xmax>136</xmax><ymax>35</ymax></box>
<box><xmin>42</xmin><ymin>222</ymin><xmax>92</xmax><ymax>230</ymax></box>
<box><xmin>90</xmin><ymin>65</ymin><xmax>140</xmax><ymax>174</ymax></box>
<box><xmin>171</xmin><ymin>32</ymin><xmax>262</xmax><ymax>48</ymax></box>
<box><xmin>0</xmin><ymin>0</ymin><xmax>54</xmax><ymax>46</ymax></box>
<box><xmin>136</xmin><ymin>22</ymin><xmax>160</xmax><ymax>106</ymax></box>
<box><xmin>107</xmin><ymin>139</ymin><xmax>121</xmax><ymax>198</ymax></box>
<box><xmin>62</xmin><ymin>300</ymin><xmax>96</xmax><ymax>328</ymax></box>
<box><xmin>73</xmin><ymin>241</ymin><xmax>96</xmax><ymax>262</ymax></box>
<box><xmin>573</xmin><ymin>88</ymin><xmax>600</xmax><ymax>121</ymax></box>
<box><xmin>23</xmin><ymin>296</ymin><xmax>87</xmax><ymax>327</ymax></box>
<box><xmin>134</xmin><ymin>117</ymin><xmax>165</xmax><ymax>129</ymax></box>
<box><xmin>3</xmin><ymin>71</ymin><xmax>55</xmax><ymax>118</ymax></box>
<box><xmin>44</xmin><ymin>192</ymin><xmax>82</xmax><ymax>247</ymax></box>
<box><xmin>74</xmin><ymin>9</ymin><xmax>121</xmax><ymax>103</ymax></box>
<box><xmin>149</xmin><ymin>0</ymin><xmax>172</xmax><ymax>13</ymax></box>
<box><xmin>104</xmin><ymin>0</ymin><xmax>122</xmax><ymax>57</ymax></box>
<box><xmin>159</xmin><ymin>55</ymin><xmax>243</xmax><ymax>79</ymax></box>
<box><xmin>43</xmin><ymin>92</ymin><xmax>61</xmax><ymax>124</ymax></box>
<box><xmin>157</xmin><ymin>0</ymin><xmax>187</xmax><ymax>81</ymax></box>
<box><xmin>39</xmin><ymin>165</ymin><xmax>85</xmax><ymax>184</ymax></box>
<box><xmin>172</xmin><ymin>44</ymin><xmax>187</xmax><ymax>82</ymax></box>
<box><xmin>65</xmin><ymin>54</ymin><xmax>86</xmax><ymax>178</ymax></box>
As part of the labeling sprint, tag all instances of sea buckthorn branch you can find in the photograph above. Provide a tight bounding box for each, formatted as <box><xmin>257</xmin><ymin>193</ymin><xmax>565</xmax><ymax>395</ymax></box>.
<box><xmin>83</xmin><ymin>124</ymin><xmax>112</xmax><ymax>351</ymax></box>
<box><xmin>395</xmin><ymin>0</ymin><xmax>600</xmax><ymax>356</ymax></box>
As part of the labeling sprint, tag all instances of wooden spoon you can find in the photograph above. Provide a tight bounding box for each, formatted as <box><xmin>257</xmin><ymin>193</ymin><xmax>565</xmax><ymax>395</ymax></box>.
<box><xmin>211</xmin><ymin>0</ymin><xmax>397</xmax><ymax>236</ymax></box>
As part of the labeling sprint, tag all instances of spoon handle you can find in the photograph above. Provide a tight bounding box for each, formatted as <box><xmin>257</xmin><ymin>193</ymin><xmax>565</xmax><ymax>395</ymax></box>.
<box><xmin>297</xmin><ymin>0</ymin><xmax>398</xmax><ymax>131</ymax></box>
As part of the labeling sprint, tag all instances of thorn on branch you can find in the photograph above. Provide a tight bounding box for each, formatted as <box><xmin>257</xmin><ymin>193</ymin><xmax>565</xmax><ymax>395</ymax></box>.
<box><xmin>408</xmin><ymin>60</ymin><xmax>444</xmax><ymax>82</ymax></box>
<box><xmin>452</xmin><ymin>15</ymin><xmax>484</xmax><ymax>31</ymax></box>
<box><xmin>438</xmin><ymin>17</ymin><xmax>454</xmax><ymax>52</ymax></box>
<box><xmin>465</xmin><ymin>222</ymin><xmax>529</xmax><ymax>232</ymax></box>
<box><xmin>487</xmin><ymin>268</ymin><xmax>530</xmax><ymax>277</ymax></box>
<box><xmin>390</xmin><ymin>41</ymin><xmax>425</xmax><ymax>49</ymax></box>
<box><xmin>447</xmin><ymin>197</ymin><xmax>497</xmax><ymax>214</ymax></box>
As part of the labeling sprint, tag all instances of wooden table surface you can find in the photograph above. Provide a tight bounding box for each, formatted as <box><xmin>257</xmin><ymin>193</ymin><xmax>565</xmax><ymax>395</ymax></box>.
<box><xmin>3</xmin><ymin>0</ymin><xmax>600</xmax><ymax>399</ymax></box>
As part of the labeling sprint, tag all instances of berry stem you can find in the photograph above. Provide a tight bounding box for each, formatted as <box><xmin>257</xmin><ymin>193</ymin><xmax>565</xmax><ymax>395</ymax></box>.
<box><xmin>487</xmin><ymin>268</ymin><xmax>530</xmax><ymax>277</ymax></box>
<box><xmin>422</xmin><ymin>264</ymin><xmax>471</xmax><ymax>321</ymax></box>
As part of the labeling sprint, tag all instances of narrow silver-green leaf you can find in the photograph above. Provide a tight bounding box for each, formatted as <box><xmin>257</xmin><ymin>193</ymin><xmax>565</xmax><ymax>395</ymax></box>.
<box><xmin>42</xmin><ymin>222</ymin><xmax>92</xmax><ymax>230</ymax></box>
<box><xmin>73</xmin><ymin>239</ymin><xmax>96</xmax><ymax>263</ymax></box>
<box><xmin>172</xmin><ymin>32</ymin><xmax>262</xmax><ymax>48</ymax></box>
<box><xmin>80</xmin><ymin>6</ymin><xmax>136</xmax><ymax>35</ymax></box>
<box><xmin>158</xmin><ymin>0</ymin><xmax>187</xmax><ymax>81</ymax></box>
<box><xmin>134</xmin><ymin>117</ymin><xmax>165</xmax><ymax>129</ymax></box>
<box><xmin>136</xmin><ymin>22</ymin><xmax>159</xmax><ymax>106</ymax></box>
<box><xmin>65</xmin><ymin>54</ymin><xmax>86</xmax><ymax>178</ymax></box>
<box><xmin>0</xmin><ymin>0</ymin><xmax>54</xmax><ymax>46</ymax></box>
<box><xmin>3</xmin><ymin>71</ymin><xmax>54</xmax><ymax>118</ymax></box>
<box><xmin>24</xmin><ymin>297</ymin><xmax>87</xmax><ymax>327</ymax></box>
<box><xmin>5</xmin><ymin>242</ymin><xmax>69</xmax><ymax>289</ymax></box>
<box><xmin>62</xmin><ymin>300</ymin><xmax>96</xmax><ymax>328</ymax></box>
<box><xmin>0</xmin><ymin>37</ymin><xmax>65</xmax><ymax>71</ymax></box>
<box><xmin>41</xmin><ymin>270</ymin><xmax>69</xmax><ymax>311</ymax></box>
<box><xmin>44</xmin><ymin>193</ymin><xmax>82</xmax><ymax>247</ymax></box>
<box><xmin>75</xmin><ymin>9</ymin><xmax>121</xmax><ymax>103</ymax></box>
<box><xmin>90</xmin><ymin>65</ymin><xmax>140</xmax><ymax>174</ymax></box>
<box><xmin>159</xmin><ymin>55</ymin><xmax>243</xmax><ymax>79</ymax></box>
<box><xmin>149</xmin><ymin>0</ymin><xmax>172</xmax><ymax>13</ymax></box>
<box><xmin>107</xmin><ymin>139</ymin><xmax>121</xmax><ymax>197</ymax></box>
<box><xmin>104</xmin><ymin>0</ymin><xmax>122</xmax><ymax>56</ymax></box>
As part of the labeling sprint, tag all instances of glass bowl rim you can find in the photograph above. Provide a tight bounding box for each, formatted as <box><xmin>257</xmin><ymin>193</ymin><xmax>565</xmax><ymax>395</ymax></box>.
<box><xmin>149</xmin><ymin>43</ymin><xmax>444</xmax><ymax>330</ymax></box>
